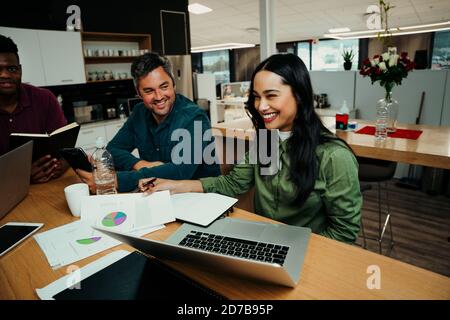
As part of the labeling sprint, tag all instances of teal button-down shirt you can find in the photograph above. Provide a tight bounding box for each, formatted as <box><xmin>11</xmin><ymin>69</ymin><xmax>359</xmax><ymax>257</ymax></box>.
<box><xmin>108</xmin><ymin>94</ymin><xmax>221</xmax><ymax>192</ymax></box>
<box><xmin>201</xmin><ymin>139</ymin><xmax>362</xmax><ymax>243</ymax></box>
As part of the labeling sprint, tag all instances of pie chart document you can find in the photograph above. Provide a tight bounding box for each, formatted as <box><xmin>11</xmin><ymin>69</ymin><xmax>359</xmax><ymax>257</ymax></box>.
<box><xmin>80</xmin><ymin>191</ymin><xmax>175</xmax><ymax>233</ymax></box>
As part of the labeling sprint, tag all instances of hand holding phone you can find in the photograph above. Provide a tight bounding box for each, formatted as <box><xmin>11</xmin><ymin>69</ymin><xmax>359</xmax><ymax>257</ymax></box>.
<box><xmin>59</xmin><ymin>147</ymin><xmax>92</xmax><ymax>172</ymax></box>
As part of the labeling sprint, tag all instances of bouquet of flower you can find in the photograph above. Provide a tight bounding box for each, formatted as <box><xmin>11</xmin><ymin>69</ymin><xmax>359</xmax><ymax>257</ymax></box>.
<box><xmin>360</xmin><ymin>47</ymin><xmax>415</xmax><ymax>96</ymax></box>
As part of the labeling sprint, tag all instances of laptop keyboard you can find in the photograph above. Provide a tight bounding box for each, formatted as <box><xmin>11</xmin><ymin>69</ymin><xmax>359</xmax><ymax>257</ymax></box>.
<box><xmin>178</xmin><ymin>230</ymin><xmax>290</xmax><ymax>266</ymax></box>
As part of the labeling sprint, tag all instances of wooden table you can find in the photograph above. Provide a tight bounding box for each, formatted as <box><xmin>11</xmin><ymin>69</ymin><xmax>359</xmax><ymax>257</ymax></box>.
<box><xmin>213</xmin><ymin>117</ymin><xmax>450</xmax><ymax>170</ymax></box>
<box><xmin>1</xmin><ymin>171</ymin><xmax>450</xmax><ymax>300</ymax></box>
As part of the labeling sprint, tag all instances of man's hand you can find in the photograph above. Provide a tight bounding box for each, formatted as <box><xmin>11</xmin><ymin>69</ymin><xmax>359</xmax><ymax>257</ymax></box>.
<box><xmin>52</xmin><ymin>158</ymin><xmax>70</xmax><ymax>179</ymax></box>
<box><xmin>133</xmin><ymin>160</ymin><xmax>164</xmax><ymax>171</ymax></box>
<box><xmin>76</xmin><ymin>169</ymin><xmax>97</xmax><ymax>194</ymax></box>
<box><xmin>31</xmin><ymin>155</ymin><xmax>58</xmax><ymax>183</ymax></box>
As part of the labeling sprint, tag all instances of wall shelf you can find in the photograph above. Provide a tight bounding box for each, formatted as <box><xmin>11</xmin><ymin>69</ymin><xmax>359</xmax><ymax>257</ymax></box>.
<box><xmin>84</xmin><ymin>56</ymin><xmax>138</xmax><ymax>64</ymax></box>
<box><xmin>81</xmin><ymin>32</ymin><xmax>151</xmax><ymax>83</ymax></box>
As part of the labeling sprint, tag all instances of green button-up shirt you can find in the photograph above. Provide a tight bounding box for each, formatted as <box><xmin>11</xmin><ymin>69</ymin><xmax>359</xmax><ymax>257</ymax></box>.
<box><xmin>201</xmin><ymin>139</ymin><xmax>362</xmax><ymax>243</ymax></box>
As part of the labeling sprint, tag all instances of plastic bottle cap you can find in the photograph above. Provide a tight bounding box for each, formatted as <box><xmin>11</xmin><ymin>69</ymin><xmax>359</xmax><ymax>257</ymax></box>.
<box><xmin>95</xmin><ymin>136</ymin><xmax>106</xmax><ymax>149</ymax></box>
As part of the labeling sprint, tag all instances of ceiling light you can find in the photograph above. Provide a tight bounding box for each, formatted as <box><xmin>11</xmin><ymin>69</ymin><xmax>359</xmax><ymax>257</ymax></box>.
<box><xmin>188</xmin><ymin>3</ymin><xmax>212</xmax><ymax>15</ymax></box>
<box><xmin>324</xmin><ymin>21</ymin><xmax>450</xmax><ymax>39</ymax></box>
<box><xmin>328</xmin><ymin>27</ymin><xmax>351</xmax><ymax>33</ymax></box>
<box><xmin>191</xmin><ymin>43</ymin><xmax>255</xmax><ymax>53</ymax></box>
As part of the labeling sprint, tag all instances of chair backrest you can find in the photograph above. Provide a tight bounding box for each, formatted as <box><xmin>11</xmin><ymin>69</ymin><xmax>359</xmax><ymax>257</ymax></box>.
<box><xmin>357</xmin><ymin>157</ymin><xmax>397</xmax><ymax>182</ymax></box>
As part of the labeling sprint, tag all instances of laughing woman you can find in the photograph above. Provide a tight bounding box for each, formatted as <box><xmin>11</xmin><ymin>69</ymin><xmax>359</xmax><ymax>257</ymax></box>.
<box><xmin>140</xmin><ymin>54</ymin><xmax>362</xmax><ymax>243</ymax></box>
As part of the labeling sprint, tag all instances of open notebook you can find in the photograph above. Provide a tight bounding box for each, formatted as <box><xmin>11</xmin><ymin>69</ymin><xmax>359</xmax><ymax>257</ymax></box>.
<box><xmin>172</xmin><ymin>193</ymin><xmax>237</xmax><ymax>227</ymax></box>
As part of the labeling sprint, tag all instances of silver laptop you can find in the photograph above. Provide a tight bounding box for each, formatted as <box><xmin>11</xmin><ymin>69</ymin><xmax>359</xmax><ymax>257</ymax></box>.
<box><xmin>0</xmin><ymin>141</ymin><xmax>33</xmax><ymax>219</ymax></box>
<box><xmin>95</xmin><ymin>217</ymin><xmax>311</xmax><ymax>287</ymax></box>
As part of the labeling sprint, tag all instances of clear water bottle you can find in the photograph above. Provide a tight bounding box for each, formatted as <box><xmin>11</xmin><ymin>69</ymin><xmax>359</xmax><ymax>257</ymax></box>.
<box><xmin>375</xmin><ymin>102</ymin><xmax>388</xmax><ymax>141</ymax></box>
<box><xmin>92</xmin><ymin>137</ymin><xmax>117</xmax><ymax>195</ymax></box>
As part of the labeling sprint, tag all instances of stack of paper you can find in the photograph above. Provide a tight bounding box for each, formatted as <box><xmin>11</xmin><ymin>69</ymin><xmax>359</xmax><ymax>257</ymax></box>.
<box><xmin>34</xmin><ymin>221</ymin><xmax>162</xmax><ymax>269</ymax></box>
<box><xmin>81</xmin><ymin>190</ymin><xmax>175</xmax><ymax>232</ymax></box>
<box><xmin>34</xmin><ymin>191</ymin><xmax>173</xmax><ymax>269</ymax></box>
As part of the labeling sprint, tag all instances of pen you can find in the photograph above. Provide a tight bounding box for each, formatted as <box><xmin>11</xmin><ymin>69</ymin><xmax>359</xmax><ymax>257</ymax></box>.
<box><xmin>142</xmin><ymin>178</ymin><xmax>157</xmax><ymax>189</ymax></box>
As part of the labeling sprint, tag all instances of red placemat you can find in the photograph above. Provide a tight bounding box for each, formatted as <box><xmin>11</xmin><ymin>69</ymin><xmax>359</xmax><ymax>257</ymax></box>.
<box><xmin>355</xmin><ymin>126</ymin><xmax>423</xmax><ymax>140</ymax></box>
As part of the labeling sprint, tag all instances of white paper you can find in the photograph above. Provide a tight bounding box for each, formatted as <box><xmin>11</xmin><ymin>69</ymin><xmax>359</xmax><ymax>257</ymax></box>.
<box><xmin>171</xmin><ymin>193</ymin><xmax>237</xmax><ymax>226</ymax></box>
<box><xmin>34</xmin><ymin>220</ymin><xmax>164</xmax><ymax>270</ymax></box>
<box><xmin>36</xmin><ymin>250</ymin><xmax>132</xmax><ymax>300</ymax></box>
<box><xmin>80</xmin><ymin>190</ymin><xmax>175</xmax><ymax>232</ymax></box>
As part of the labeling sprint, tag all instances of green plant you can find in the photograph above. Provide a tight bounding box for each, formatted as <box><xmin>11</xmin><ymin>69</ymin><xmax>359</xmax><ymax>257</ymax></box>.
<box><xmin>342</xmin><ymin>49</ymin><xmax>355</xmax><ymax>63</ymax></box>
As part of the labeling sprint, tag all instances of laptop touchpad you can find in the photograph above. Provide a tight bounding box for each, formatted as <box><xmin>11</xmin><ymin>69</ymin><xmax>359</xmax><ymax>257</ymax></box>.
<box><xmin>222</xmin><ymin>220</ymin><xmax>266</xmax><ymax>239</ymax></box>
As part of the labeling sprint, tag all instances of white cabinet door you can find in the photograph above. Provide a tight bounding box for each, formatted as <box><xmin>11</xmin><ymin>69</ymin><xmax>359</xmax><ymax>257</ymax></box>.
<box><xmin>38</xmin><ymin>30</ymin><xmax>86</xmax><ymax>86</ymax></box>
<box><xmin>105</xmin><ymin>121</ymin><xmax>124</xmax><ymax>142</ymax></box>
<box><xmin>0</xmin><ymin>27</ymin><xmax>47</xmax><ymax>87</ymax></box>
<box><xmin>76</xmin><ymin>124</ymin><xmax>106</xmax><ymax>150</ymax></box>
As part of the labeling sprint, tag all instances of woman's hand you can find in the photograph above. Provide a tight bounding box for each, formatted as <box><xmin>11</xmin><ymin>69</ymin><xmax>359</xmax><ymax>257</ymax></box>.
<box><xmin>138</xmin><ymin>178</ymin><xmax>203</xmax><ymax>195</ymax></box>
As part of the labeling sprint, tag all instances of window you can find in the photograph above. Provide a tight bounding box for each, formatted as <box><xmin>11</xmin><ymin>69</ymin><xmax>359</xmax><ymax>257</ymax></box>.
<box><xmin>297</xmin><ymin>41</ymin><xmax>311</xmax><ymax>70</ymax></box>
<box><xmin>201</xmin><ymin>50</ymin><xmax>230</xmax><ymax>85</ymax></box>
<box><xmin>311</xmin><ymin>39</ymin><xmax>359</xmax><ymax>71</ymax></box>
<box><xmin>432</xmin><ymin>31</ymin><xmax>450</xmax><ymax>69</ymax></box>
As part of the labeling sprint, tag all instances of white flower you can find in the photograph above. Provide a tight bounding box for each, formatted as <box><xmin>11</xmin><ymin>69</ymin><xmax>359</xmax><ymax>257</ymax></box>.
<box><xmin>370</xmin><ymin>60</ymin><xmax>376</xmax><ymax>67</ymax></box>
<box><xmin>373</xmin><ymin>57</ymin><xmax>380</xmax><ymax>65</ymax></box>
<box><xmin>388</xmin><ymin>47</ymin><xmax>397</xmax><ymax>55</ymax></box>
<box><xmin>389</xmin><ymin>54</ymin><xmax>399</xmax><ymax>67</ymax></box>
<box><xmin>379</xmin><ymin>62</ymin><xmax>387</xmax><ymax>71</ymax></box>
<box><xmin>382</xmin><ymin>52</ymin><xmax>390</xmax><ymax>61</ymax></box>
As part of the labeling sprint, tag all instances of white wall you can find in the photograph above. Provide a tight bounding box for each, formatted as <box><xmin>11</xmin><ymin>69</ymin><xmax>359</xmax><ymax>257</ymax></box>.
<box><xmin>310</xmin><ymin>71</ymin><xmax>355</xmax><ymax>110</ymax></box>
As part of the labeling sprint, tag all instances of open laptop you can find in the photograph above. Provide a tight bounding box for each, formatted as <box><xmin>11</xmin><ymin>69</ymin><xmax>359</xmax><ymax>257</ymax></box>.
<box><xmin>0</xmin><ymin>141</ymin><xmax>33</xmax><ymax>219</ymax></box>
<box><xmin>95</xmin><ymin>217</ymin><xmax>311</xmax><ymax>287</ymax></box>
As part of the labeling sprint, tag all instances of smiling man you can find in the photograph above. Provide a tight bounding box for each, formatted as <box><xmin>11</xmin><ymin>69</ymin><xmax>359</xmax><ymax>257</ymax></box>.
<box><xmin>0</xmin><ymin>34</ymin><xmax>69</xmax><ymax>183</ymax></box>
<box><xmin>77</xmin><ymin>52</ymin><xmax>220</xmax><ymax>193</ymax></box>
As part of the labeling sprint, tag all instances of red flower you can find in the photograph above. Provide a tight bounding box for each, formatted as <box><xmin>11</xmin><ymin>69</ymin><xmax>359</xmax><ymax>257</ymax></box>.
<box><xmin>359</xmin><ymin>49</ymin><xmax>415</xmax><ymax>86</ymax></box>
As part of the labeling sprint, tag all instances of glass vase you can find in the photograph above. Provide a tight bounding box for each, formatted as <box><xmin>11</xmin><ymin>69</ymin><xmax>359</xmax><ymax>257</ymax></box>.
<box><xmin>377</xmin><ymin>89</ymin><xmax>399</xmax><ymax>133</ymax></box>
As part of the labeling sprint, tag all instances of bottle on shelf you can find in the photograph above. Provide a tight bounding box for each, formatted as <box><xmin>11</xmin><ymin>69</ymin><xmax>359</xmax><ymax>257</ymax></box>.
<box><xmin>375</xmin><ymin>102</ymin><xmax>389</xmax><ymax>141</ymax></box>
<box><xmin>118</xmin><ymin>104</ymin><xmax>127</xmax><ymax>122</ymax></box>
<box><xmin>92</xmin><ymin>137</ymin><xmax>117</xmax><ymax>195</ymax></box>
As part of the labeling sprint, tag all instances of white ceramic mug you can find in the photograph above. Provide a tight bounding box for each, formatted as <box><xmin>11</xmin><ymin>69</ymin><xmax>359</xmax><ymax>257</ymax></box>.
<box><xmin>64</xmin><ymin>183</ymin><xmax>89</xmax><ymax>217</ymax></box>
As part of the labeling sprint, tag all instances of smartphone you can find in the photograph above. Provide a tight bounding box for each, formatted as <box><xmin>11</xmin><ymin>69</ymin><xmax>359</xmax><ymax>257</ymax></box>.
<box><xmin>60</xmin><ymin>147</ymin><xmax>92</xmax><ymax>172</ymax></box>
<box><xmin>0</xmin><ymin>222</ymin><xmax>44</xmax><ymax>257</ymax></box>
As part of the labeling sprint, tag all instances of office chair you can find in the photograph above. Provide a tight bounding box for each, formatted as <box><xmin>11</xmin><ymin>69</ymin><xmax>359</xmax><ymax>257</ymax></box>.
<box><xmin>358</xmin><ymin>157</ymin><xmax>397</xmax><ymax>255</ymax></box>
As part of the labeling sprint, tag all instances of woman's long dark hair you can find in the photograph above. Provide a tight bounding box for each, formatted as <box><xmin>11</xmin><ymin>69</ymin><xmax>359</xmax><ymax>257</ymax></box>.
<box><xmin>246</xmin><ymin>53</ymin><xmax>348</xmax><ymax>206</ymax></box>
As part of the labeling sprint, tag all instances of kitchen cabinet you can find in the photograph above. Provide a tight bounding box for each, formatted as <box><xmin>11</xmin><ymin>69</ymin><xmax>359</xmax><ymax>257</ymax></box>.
<box><xmin>0</xmin><ymin>27</ymin><xmax>46</xmax><ymax>86</ymax></box>
<box><xmin>0</xmin><ymin>26</ymin><xmax>86</xmax><ymax>86</ymax></box>
<box><xmin>75</xmin><ymin>121</ymin><xmax>107</xmax><ymax>154</ymax></box>
<box><xmin>38</xmin><ymin>30</ymin><xmax>86</xmax><ymax>86</ymax></box>
<box><xmin>76</xmin><ymin>119</ymin><xmax>139</xmax><ymax>157</ymax></box>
